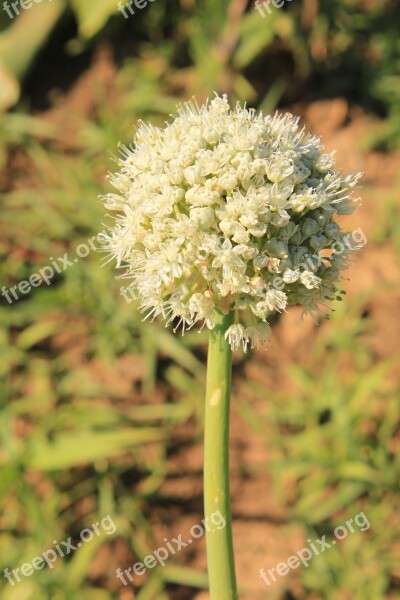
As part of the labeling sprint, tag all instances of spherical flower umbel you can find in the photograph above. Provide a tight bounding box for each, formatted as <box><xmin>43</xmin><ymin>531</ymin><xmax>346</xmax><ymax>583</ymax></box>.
<box><xmin>102</xmin><ymin>95</ymin><xmax>362</xmax><ymax>350</ymax></box>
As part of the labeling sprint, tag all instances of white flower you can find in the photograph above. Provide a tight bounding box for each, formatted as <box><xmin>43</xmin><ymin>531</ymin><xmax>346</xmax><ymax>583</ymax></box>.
<box><xmin>251</xmin><ymin>290</ymin><xmax>288</xmax><ymax>319</ymax></box>
<box><xmin>283</xmin><ymin>269</ymin><xmax>300</xmax><ymax>283</ymax></box>
<box><xmin>300</xmin><ymin>271</ymin><xmax>321</xmax><ymax>290</ymax></box>
<box><xmin>102</xmin><ymin>94</ymin><xmax>362</xmax><ymax>350</ymax></box>
<box><xmin>225</xmin><ymin>324</ymin><xmax>248</xmax><ymax>351</ymax></box>
<box><xmin>190</xmin><ymin>207</ymin><xmax>215</xmax><ymax>231</ymax></box>
<box><xmin>219</xmin><ymin>172</ymin><xmax>238</xmax><ymax>190</ymax></box>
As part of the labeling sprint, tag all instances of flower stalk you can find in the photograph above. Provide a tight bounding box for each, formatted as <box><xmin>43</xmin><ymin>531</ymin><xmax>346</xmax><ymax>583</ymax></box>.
<box><xmin>101</xmin><ymin>94</ymin><xmax>362</xmax><ymax>599</ymax></box>
<box><xmin>204</xmin><ymin>308</ymin><xmax>238</xmax><ymax>600</ymax></box>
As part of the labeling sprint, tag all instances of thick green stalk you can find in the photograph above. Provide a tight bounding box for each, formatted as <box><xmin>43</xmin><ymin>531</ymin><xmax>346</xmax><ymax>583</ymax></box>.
<box><xmin>204</xmin><ymin>309</ymin><xmax>238</xmax><ymax>600</ymax></box>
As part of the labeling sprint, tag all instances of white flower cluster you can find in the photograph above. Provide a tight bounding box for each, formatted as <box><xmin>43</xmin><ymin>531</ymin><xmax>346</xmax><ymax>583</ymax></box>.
<box><xmin>102</xmin><ymin>95</ymin><xmax>361</xmax><ymax>350</ymax></box>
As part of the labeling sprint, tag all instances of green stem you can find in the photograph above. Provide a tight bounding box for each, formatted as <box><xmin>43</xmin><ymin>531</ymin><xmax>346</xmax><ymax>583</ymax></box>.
<box><xmin>204</xmin><ymin>308</ymin><xmax>238</xmax><ymax>600</ymax></box>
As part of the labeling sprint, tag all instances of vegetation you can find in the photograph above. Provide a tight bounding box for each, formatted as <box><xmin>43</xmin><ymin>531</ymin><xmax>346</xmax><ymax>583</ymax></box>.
<box><xmin>0</xmin><ymin>1</ymin><xmax>399</xmax><ymax>598</ymax></box>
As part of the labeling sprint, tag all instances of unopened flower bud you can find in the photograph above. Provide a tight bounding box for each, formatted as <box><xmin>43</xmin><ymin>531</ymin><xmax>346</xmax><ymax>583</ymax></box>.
<box><xmin>301</xmin><ymin>218</ymin><xmax>320</xmax><ymax>237</ymax></box>
<box><xmin>309</xmin><ymin>234</ymin><xmax>328</xmax><ymax>250</ymax></box>
<box><xmin>324</xmin><ymin>222</ymin><xmax>340</xmax><ymax>239</ymax></box>
<box><xmin>265</xmin><ymin>239</ymin><xmax>288</xmax><ymax>259</ymax></box>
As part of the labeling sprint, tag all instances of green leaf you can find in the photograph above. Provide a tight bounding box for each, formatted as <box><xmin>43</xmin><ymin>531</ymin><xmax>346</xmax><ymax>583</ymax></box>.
<box><xmin>16</xmin><ymin>321</ymin><xmax>61</xmax><ymax>350</ymax></box>
<box><xmin>27</xmin><ymin>428</ymin><xmax>166</xmax><ymax>470</ymax></box>
<box><xmin>293</xmin><ymin>483</ymin><xmax>367</xmax><ymax>523</ymax></box>
<box><xmin>70</xmin><ymin>0</ymin><xmax>120</xmax><ymax>39</ymax></box>
<box><xmin>162</xmin><ymin>566</ymin><xmax>209</xmax><ymax>588</ymax></box>
<box><xmin>335</xmin><ymin>462</ymin><xmax>380</xmax><ymax>484</ymax></box>
<box><xmin>233</xmin><ymin>10</ymin><xmax>276</xmax><ymax>69</ymax></box>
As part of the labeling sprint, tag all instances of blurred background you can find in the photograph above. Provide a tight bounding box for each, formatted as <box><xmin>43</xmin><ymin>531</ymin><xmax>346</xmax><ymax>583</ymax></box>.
<box><xmin>0</xmin><ymin>0</ymin><xmax>399</xmax><ymax>598</ymax></box>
